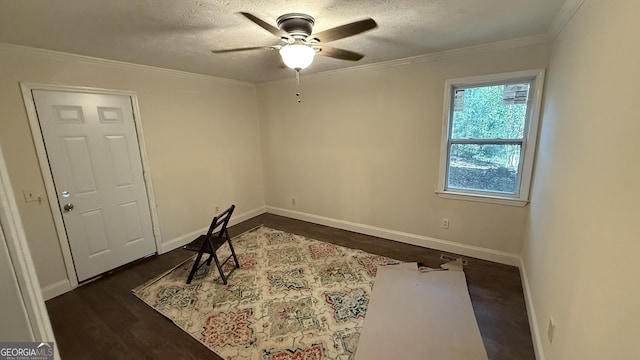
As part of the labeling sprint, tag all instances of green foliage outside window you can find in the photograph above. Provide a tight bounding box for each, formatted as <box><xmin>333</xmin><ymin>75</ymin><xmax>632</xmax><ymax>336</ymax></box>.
<box><xmin>452</xmin><ymin>84</ymin><xmax>527</xmax><ymax>140</ymax></box>
<box><xmin>447</xmin><ymin>83</ymin><xmax>530</xmax><ymax>194</ymax></box>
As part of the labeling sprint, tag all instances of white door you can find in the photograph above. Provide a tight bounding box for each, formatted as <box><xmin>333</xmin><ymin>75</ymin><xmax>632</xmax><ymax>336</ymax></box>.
<box><xmin>33</xmin><ymin>90</ymin><xmax>156</xmax><ymax>282</ymax></box>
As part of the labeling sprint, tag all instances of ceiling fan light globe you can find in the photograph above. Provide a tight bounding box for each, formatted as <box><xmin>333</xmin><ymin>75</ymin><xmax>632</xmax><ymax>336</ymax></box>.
<box><xmin>279</xmin><ymin>44</ymin><xmax>316</xmax><ymax>70</ymax></box>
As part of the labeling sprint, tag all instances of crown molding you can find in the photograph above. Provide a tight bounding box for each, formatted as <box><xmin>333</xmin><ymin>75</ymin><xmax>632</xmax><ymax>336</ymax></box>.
<box><xmin>548</xmin><ymin>0</ymin><xmax>586</xmax><ymax>39</ymax></box>
<box><xmin>1</xmin><ymin>32</ymin><xmax>550</xmax><ymax>86</ymax></box>
<box><xmin>0</xmin><ymin>42</ymin><xmax>255</xmax><ymax>87</ymax></box>
<box><xmin>260</xmin><ymin>34</ymin><xmax>549</xmax><ymax>84</ymax></box>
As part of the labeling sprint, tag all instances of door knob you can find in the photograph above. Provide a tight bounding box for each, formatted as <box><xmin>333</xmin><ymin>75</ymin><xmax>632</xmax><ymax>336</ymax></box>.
<box><xmin>63</xmin><ymin>203</ymin><xmax>74</xmax><ymax>212</ymax></box>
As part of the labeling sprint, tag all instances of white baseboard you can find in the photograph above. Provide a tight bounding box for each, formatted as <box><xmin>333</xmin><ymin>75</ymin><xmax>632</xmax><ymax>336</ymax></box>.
<box><xmin>40</xmin><ymin>204</ymin><xmax>544</xmax><ymax>359</ymax></box>
<box><xmin>41</xmin><ymin>279</ymin><xmax>72</xmax><ymax>301</ymax></box>
<box><xmin>265</xmin><ymin>206</ymin><xmax>521</xmax><ymax>266</ymax></box>
<box><xmin>160</xmin><ymin>226</ymin><xmax>209</xmax><ymax>254</ymax></box>
<box><xmin>519</xmin><ymin>258</ymin><xmax>545</xmax><ymax>360</ymax></box>
<box><xmin>40</xmin><ymin>206</ymin><xmax>267</xmax><ymax>300</ymax></box>
<box><xmin>266</xmin><ymin>206</ymin><xmax>544</xmax><ymax>358</ymax></box>
<box><xmin>160</xmin><ymin>206</ymin><xmax>267</xmax><ymax>254</ymax></box>
<box><xmin>230</xmin><ymin>206</ymin><xmax>267</xmax><ymax>227</ymax></box>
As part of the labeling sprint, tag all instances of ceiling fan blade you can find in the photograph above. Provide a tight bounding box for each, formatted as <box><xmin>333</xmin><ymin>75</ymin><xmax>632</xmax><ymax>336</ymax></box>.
<box><xmin>239</xmin><ymin>12</ymin><xmax>288</xmax><ymax>38</ymax></box>
<box><xmin>316</xmin><ymin>46</ymin><xmax>364</xmax><ymax>61</ymax></box>
<box><xmin>311</xmin><ymin>18</ymin><xmax>377</xmax><ymax>43</ymax></box>
<box><xmin>211</xmin><ymin>46</ymin><xmax>276</xmax><ymax>54</ymax></box>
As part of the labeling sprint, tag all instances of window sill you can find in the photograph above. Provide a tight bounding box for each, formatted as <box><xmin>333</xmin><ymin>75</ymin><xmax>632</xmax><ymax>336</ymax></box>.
<box><xmin>436</xmin><ymin>191</ymin><xmax>529</xmax><ymax>207</ymax></box>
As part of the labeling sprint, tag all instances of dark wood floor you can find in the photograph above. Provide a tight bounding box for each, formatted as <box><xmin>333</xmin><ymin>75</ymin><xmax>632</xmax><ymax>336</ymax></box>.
<box><xmin>46</xmin><ymin>213</ymin><xmax>534</xmax><ymax>360</ymax></box>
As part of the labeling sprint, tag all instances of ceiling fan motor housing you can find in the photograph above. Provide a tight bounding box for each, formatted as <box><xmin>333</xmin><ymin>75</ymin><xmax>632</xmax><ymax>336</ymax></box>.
<box><xmin>212</xmin><ymin>12</ymin><xmax>372</xmax><ymax>65</ymax></box>
<box><xmin>277</xmin><ymin>13</ymin><xmax>315</xmax><ymax>39</ymax></box>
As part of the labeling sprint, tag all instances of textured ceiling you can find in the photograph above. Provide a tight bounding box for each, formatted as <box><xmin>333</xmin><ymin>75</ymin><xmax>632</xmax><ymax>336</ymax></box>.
<box><xmin>0</xmin><ymin>0</ymin><xmax>566</xmax><ymax>83</ymax></box>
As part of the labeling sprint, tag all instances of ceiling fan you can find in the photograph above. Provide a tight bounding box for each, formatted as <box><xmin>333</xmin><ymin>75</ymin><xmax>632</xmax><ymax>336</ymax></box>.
<box><xmin>212</xmin><ymin>12</ymin><xmax>378</xmax><ymax>72</ymax></box>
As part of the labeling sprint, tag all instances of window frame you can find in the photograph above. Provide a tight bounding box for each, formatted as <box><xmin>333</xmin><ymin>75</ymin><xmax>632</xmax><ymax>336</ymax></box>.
<box><xmin>436</xmin><ymin>69</ymin><xmax>545</xmax><ymax>206</ymax></box>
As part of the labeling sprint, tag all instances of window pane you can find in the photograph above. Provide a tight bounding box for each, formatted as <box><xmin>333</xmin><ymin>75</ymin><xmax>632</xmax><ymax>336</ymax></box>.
<box><xmin>451</xmin><ymin>83</ymin><xmax>530</xmax><ymax>140</ymax></box>
<box><xmin>447</xmin><ymin>144</ymin><xmax>521</xmax><ymax>194</ymax></box>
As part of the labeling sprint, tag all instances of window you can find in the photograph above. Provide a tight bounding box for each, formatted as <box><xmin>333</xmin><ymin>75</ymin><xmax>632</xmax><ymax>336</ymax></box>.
<box><xmin>437</xmin><ymin>70</ymin><xmax>545</xmax><ymax>206</ymax></box>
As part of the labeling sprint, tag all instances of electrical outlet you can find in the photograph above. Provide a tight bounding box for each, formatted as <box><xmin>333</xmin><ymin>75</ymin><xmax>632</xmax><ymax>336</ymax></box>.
<box><xmin>441</xmin><ymin>218</ymin><xmax>449</xmax><ymax>229</ymax></box>
<box><xmin>440</xmin><ymin>254</ymin><xmax>468</xmax><ymax>265</ymax></box>
<box><xmin>547</xmin><ymin>317</ymin><xmax>556</xmax><ymax>343</ymax></box>
<box><xmin>291</xmin><ymin>197</ymin><xmax>296</xmax><ymax>205</ymax></box>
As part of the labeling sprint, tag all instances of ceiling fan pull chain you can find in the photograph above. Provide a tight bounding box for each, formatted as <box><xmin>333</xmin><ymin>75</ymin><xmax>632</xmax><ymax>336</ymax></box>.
<box><xmin>295</xmin><ymin>69</ymin><xmax>302</xmax><ymax>103</ymax></box>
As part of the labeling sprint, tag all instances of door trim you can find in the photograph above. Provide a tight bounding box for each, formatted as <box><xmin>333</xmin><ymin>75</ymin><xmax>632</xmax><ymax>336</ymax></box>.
<box><xmin>20</xmin><ymin>82</ymin><xmax>162</xmax><ymax>289</ymax></box>
<box><xmin>0</xmin><ymin>146</ymin><xmax>59</xmax><ymax>353</ymax></box>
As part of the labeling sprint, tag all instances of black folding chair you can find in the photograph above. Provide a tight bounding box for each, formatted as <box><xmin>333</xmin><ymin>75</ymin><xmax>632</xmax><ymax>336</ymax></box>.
<box><xmin>184</xmin><ymin>205</ymin><xmax>239</xmax><ymax>284</ymax></box>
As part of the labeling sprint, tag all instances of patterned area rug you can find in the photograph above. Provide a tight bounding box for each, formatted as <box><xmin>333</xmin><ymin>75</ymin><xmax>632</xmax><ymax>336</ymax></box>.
<box><xmin>133</xmin><ymin>226</ymin><xmax>400</xmax><ymax>360</ymax></box>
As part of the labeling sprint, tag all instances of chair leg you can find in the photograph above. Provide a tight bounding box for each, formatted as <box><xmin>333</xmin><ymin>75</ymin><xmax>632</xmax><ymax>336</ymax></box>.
<box><xmin>186</xmin><ymin>250</ymin><xmax>205</xmax><ymax>284</ymax></box>
<box><xmin>228</xmin><ymin>239</ymin><xmax>240</xmax><ymax>269</ymax></box>
<box><xmin>211</xmin><ymin>249</ymin><xmax>228</xmax><ymax>285</ymax></box>
<box><xmin>224</xmin><ymin>229</ymin><xmax>240</xmax><ymax>268</ymax></box>
<box><xmin>206</xmin><ymin>253</ymin><xmax>213</xmax><ymax>266</ymax></box>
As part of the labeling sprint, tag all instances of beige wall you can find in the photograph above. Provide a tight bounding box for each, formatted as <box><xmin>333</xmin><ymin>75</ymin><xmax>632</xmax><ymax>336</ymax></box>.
<box><xmin>257</xmin><ymin>43</ymin><xmax>549</xmax><ymax>255</ymax></box>
<box><xmin>0</xmin><ymin>46</ymin><xmax>265</xmax><ymax>289</ymax></box>
<box><xmin>523</xmin><ymin>0</ymin><xmax>640</xmax><ymax>359</ymax></box>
